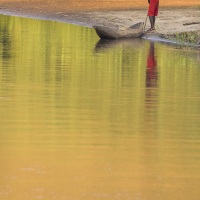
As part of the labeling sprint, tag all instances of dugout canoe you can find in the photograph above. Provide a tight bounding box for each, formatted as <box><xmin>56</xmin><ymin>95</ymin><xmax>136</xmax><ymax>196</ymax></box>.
<box><xmin>93</xmin><ymin>22</ymin><xmax>144</xmax><ymax>39</ymax></box>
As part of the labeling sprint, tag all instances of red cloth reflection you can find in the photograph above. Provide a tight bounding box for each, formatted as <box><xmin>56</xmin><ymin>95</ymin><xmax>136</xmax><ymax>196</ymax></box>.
<box><xmin>146</xmin><ymin>43</ymin><xmax>157</xmax><ymax>87</ymax></box>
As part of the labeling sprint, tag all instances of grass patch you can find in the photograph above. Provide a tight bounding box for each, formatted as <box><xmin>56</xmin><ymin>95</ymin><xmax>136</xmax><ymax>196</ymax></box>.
<box><xmin>164</xmin><ymin>31</ymin><xmax>200</xmax><ymax>49</ymax></box>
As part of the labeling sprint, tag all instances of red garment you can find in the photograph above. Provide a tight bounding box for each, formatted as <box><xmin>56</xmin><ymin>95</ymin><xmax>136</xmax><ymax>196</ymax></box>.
<box><xmin>148</xmin><ymin>0</ymin><xmax>159</xmax><ymax>16</ymax></box>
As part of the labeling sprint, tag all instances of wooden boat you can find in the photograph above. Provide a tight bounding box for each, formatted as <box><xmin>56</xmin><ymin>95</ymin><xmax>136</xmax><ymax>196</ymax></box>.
<box><xmin>93</xmin><ymin>22</ymin><xmax>144</xmax><ymax>39</ymax></box>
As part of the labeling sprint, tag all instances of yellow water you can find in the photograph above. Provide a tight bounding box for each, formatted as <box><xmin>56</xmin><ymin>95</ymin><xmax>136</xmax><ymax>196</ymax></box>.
<box><xmin>0</xmin><ymin>15</ymin><xmax>200</xmax><ymax>200</ymax></box>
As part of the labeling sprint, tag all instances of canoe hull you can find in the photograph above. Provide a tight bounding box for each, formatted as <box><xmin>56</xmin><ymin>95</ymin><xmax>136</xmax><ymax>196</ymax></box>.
<box><xmin>94</xmin><ymin>22</ymin><xmax>144</xmax><ymax>39</ymax></box>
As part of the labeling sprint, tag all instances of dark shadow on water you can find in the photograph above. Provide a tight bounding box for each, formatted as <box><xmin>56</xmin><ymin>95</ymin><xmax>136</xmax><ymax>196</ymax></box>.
<box><xmin>0</xmin><ymin>26</ymin><xmax>12</xmax><ymax>60</ymax></box>
<box><xmin>94</xmin><ymin>35</ymin><xmax>182</xmax><ymax>54</ymax></box>
<box><xmin>94</xmin><ymin>38</ymin><xmax>144</xmax><ymax>53</ymax></box>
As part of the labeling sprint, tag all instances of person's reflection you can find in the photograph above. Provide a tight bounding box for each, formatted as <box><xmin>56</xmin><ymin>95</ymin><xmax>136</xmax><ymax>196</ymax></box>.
<box><xmin>145</xmin><ymin>42</ymin><xmax>158</xmax><ymax>108</ymax></box>
<box><xmin>146</xmin><ymin>42</ymin><xmax>157</xmax><ymax>88</ymax></box>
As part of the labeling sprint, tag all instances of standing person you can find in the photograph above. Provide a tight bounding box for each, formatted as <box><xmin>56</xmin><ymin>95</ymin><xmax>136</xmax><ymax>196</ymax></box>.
<box><xmin>148</xmin><ymin>0</ymin><xmax>159</xmax><ymax>31</ymax></box>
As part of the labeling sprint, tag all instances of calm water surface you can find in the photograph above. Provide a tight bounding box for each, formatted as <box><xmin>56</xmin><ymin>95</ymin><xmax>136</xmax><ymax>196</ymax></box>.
<box><xmin>0</xmin><ymin>15</ymin><xmax>200</xmax><ymax>200</ymax></box>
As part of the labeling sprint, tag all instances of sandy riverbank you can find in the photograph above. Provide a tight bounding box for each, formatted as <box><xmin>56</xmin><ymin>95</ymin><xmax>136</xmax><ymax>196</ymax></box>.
<box><xmin>0</xmin><ymin>1</ymin><xmax>199</xmax><ymax>41</ymax></box>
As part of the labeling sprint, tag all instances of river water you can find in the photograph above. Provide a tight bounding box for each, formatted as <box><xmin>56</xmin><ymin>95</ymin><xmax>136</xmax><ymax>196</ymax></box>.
<box><xmin>0</xmin><ymin>15</ymin><xmax>200</xmax><ymax>200</ymax></box>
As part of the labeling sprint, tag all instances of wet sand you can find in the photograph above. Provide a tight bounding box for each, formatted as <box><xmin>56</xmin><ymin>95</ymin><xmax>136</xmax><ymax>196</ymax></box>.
<box><xmin>0</xmin><ymin>1</ymin><xmax>199</xmax><ymax>38</ymax></box>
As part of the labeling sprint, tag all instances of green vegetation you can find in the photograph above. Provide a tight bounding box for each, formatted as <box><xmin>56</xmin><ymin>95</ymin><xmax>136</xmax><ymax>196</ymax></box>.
<box><xmin>165</xmin><ymin>31</ymin><xmax>200</xmax><ymax>49</ymax></box>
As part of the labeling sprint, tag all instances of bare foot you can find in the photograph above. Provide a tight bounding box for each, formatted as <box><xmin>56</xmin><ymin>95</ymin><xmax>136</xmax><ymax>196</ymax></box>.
<box><xmin>147</xmin><ymin>28</ymin><xmax>155</xmax><ymax>32</ymax></box>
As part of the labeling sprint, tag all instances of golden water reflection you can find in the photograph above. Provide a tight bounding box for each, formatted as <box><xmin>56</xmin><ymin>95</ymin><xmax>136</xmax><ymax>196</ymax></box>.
<box><xmin>0</xmin><ymin>15</ymin><xmax>200</xmax><ymax>200</ymax></box>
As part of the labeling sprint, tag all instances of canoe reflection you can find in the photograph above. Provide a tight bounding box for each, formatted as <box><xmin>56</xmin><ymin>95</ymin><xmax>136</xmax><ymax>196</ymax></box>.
<box><xmin>94</xmin><ymin>38</ymin><xmax>143</xmax><ymax>53</ymax></box>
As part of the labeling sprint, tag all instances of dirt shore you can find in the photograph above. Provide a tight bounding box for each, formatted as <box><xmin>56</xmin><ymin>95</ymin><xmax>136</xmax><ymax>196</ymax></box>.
<box><xmin>0</xmin><ymin>1</ymin><xmax>199</xmax><ymax>39</ymax></box>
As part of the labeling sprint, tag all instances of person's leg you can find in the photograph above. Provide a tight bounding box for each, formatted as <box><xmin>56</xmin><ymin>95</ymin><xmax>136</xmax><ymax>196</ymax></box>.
<box><xmin>153</xmin><ymin>2</ymin><xmax>159</xmax><ymax>29</ymax></box>
<box><xmin>155</xmin><ymin>1</ymin><xmax>159</xmax><ymax>16</ymax></box>
<box><xmin>148</xmin><ymin>0</ymin><xmax>159</xmax><ymax>31</ymax></box>
<box><xmin>149</xmin><ymin>16</ymin><xmax>155</xmax><ymax>30</ymax></box>
<box><xmin>153</xmin><ymin>16</ymin><xmax>156</xmax><ymax>29</ymax></box>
